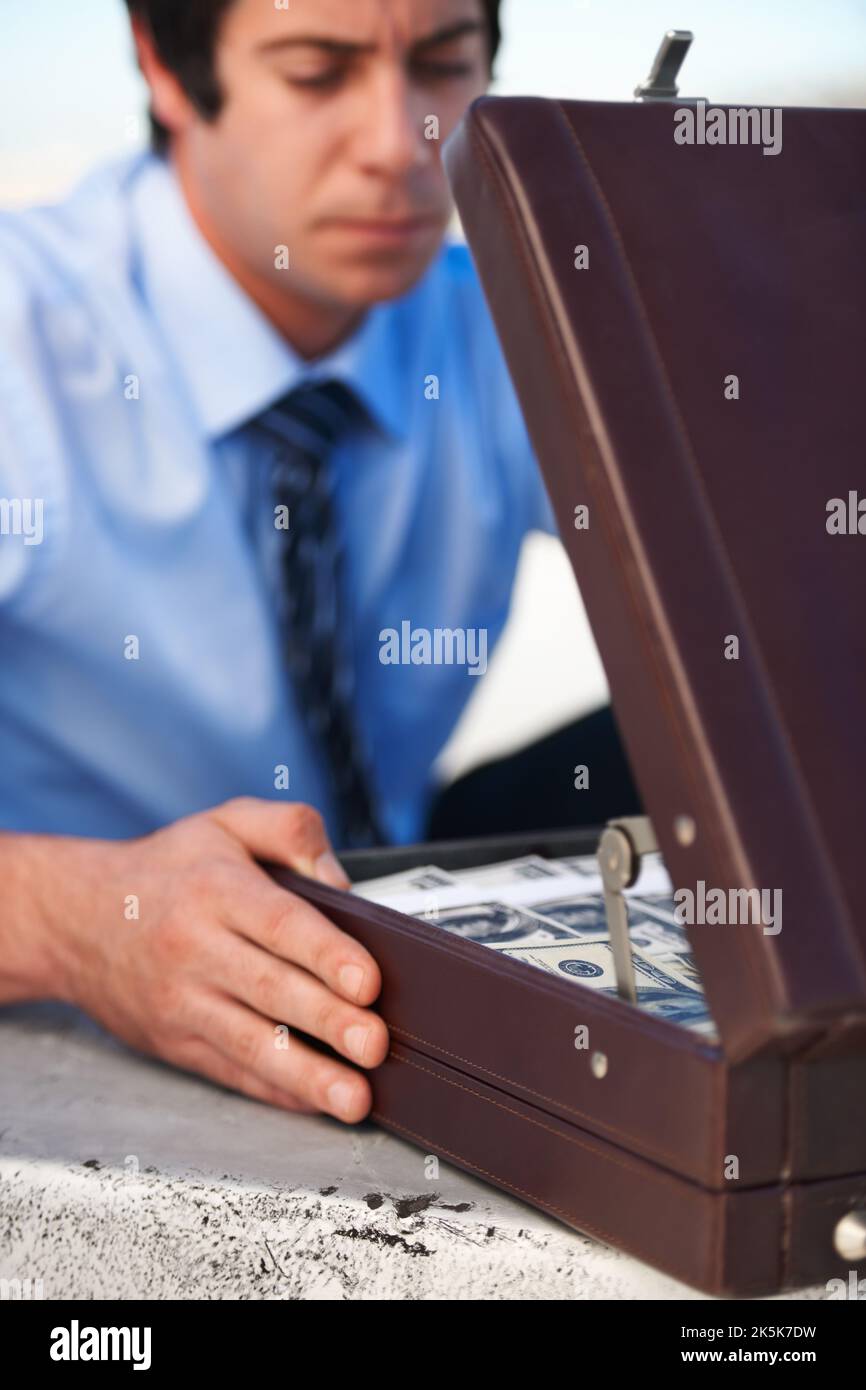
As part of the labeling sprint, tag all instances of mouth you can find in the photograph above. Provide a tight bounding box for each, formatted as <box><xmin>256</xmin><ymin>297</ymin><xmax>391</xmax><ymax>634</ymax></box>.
<box><xmin>324</xmin><ymin>214</ymin><xmax>442</xmax><ymax>243</ymax></box>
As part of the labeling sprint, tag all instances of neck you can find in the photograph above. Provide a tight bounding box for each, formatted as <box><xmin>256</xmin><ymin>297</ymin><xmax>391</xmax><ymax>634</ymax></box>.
<box><xmin>172</xmin><ymin>152</ymin><xmax>366</xmax><ymax>361</ymax></box>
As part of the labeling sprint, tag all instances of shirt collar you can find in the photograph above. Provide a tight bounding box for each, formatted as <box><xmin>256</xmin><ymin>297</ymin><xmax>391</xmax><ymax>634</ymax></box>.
<box><xmin>128</xmin><ymin>153</ymin><xmax>412</xmax><ymax>443</ymax></box>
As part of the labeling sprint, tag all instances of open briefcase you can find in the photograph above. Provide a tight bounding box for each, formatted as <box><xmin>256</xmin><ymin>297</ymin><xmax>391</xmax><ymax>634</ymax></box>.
<box><xmin>266</xmin><ymin>45</ymin><xmax>866</xmax><ymax>1296</ymax></box>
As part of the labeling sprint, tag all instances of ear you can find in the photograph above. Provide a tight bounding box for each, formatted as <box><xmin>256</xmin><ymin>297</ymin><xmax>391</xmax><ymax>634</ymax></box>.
<box><xmin>129</xmin><ymin>13</ymin><xmax>196</xmax><ymax>143</ymax></box>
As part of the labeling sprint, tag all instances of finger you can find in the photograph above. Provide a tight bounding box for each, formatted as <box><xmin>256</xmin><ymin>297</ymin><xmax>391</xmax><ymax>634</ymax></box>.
<box><xmin>192</xmin><ymin>989</ymin><xmax>374</xmax><ymax>1123</ymax></box>
<box><xmin>170</xmin><ymin>1035</ymin><xmax>321</xmax><ymax>1115</ymax></box>
<box><xmin>210</xmin><ymin>934</ymin><xmax>389</xmax><ymax>1069</ymax></box>
<box><xmin>209</xmin><ymin>797</ymin><xmax>350</xmax><ymax>888</ymax></box>
<box><xmin>223</xmin><ymin>863</ymin><xmax>382</xmax><ymax>1008</ymax></box>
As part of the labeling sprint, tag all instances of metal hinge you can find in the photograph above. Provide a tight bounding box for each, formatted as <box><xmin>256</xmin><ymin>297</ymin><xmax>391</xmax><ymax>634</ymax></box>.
<box><xmin>597</xmin><ymin>815</ymin><xmax>658</xmax><ymax>1002</ymax></box>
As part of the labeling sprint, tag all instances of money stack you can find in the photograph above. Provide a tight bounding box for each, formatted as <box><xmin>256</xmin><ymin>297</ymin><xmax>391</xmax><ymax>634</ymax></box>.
<box><xmin>351</xmin><ymin>853</ymin><xmax>718</xmax><ymax>1039</ymax></box>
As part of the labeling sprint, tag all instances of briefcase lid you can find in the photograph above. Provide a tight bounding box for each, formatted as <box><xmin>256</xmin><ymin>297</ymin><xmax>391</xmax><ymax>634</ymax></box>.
<box><xmin>445</xmin><ymin>94</ymin><xmax>866</xmax><ymax>1059</ymax></box>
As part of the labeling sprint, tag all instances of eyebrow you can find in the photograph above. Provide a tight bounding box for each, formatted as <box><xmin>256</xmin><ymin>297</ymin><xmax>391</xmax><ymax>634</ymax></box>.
<box><xmin>256</xmin><ymin>19</ymin><xmax>487</xmax><ymax>59</ymax></box>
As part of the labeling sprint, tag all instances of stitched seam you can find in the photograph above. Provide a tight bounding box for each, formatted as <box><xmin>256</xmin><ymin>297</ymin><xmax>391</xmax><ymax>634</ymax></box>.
<box><xmin>384</xmin><ymin>1018</ymin><xmax>710</xmax><ymax>1173</ymax></box>
<box><xmin>789</xmin><ymin>1056</ymin><xmax>801</xmax><ymax>1181</ymax></box>
<box><xmin>810</xmin><ymin>1193</ymin><xmax>866</xmax><ymax>1208</ymax></box>
<box><xmin>784</xmin><ymin>1053</ymin><xmax>800</xmax><ymax>1278</ymax></box>
<box><xmin>710</xmin><ymin>1051</ymin><xmax>725</xmax><ymax>1285</ymax></box>
<box><xmin>388</xmin><ymin>1050</ymin><xmax>687</xmax><ymax>1185</ymax></box>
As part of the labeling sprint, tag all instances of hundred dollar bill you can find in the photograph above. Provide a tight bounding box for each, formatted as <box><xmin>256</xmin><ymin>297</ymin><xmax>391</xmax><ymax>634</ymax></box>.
<box><xmin>451</xmin><ymin>851</ymin><xmax>675</xmax><ymax>908</ymax></box>
<box><xmin>557</xmin><ymin>850</ymin><xmax>674</xmax><ymax>898</ymax></box>
<box><xmin>556</xmin><ymin>853</ymin><xmax>604</xmax><ymax>879</ymax></box>
<box><xmin>508</xmin><ymin>927</ymin><xmax>715</xmax><ymax>1032</ymax></box>
<box><xmin>644</xmin><ymin>948</ymin><xmax>702</xmax><ymax>992</ymax></box>
<box><xmin>355</xmin><ymin>853</ymin><xmax>676</xmax><ymax>912</ymax></box>
<box><xmin>447</xmin><ymin>854</ymin><xmax>577</xmax><ymax>906</ymax></box>
<box><xmin>627</xmin><ymin>905</ymin><xmax>691</xmax><ymax>955</ymax></box>
<box><xmin>449</xmin><ymin>854</ymin><xmax>566</xmax><ymax>883</ymax></box>
<box><xmin>449</xmin><ymin>855</ymin><xmax>638</xmax><ymax>913</ymax></box>
<box><xmin>502</xmin><ymin>938</ymin><xmax>702</xmax><ymax>1000</ymax></box>
<box><xmin>688</xmin><ymin>1018</ymin><xmax>720</xmax><ymax>1039</ymax></box>
<box><xmin>352</xmin><ymin>862</ymin><xmax>717</xmax><ymax>1037</ymax></box>
<box><xmin>350</xmin><ymin>864</ymin><xmax>459</xmax><ymax>897</ymax></box>
<box><xmin>416</xmin><ymin>899</ymin><xmax>582</xmax><ymax>948</ymax></box>
<box><xmin>623</xmin><ymin>851</ymin><xmax>673</xmax><ymax>897</ymax></box>
<box><xmin>352</xmin><ymin>858</ymin><xmax>579</xmax><ymax>912</ymax></box>
<box><xmin>497</xmin><ymin>889</ymin><xmax>689</xmax><ymax>947</ymax></box>
<box><xmin>502</xmin><ymin>939</ymin><xmax>712</xmax><ymax>1029</ymax></box>
<box><xmin>511</xmin><ymin>892</ymin><xmax>609</xmax><ymax>937</ymax></box>
<box><xmin>492</xmin><ymin>892</ymin><xmax>704</xmax><ymax>998</ymax></box>
<box><xmin>416</xmin><ymin>897</ymin><xmax>703</xmax><ymax>990</ymax></box>
<box><xmin>350</xmin><ymin>865</ymin><xmax>493</xmax><ymax>917</ymax></box>
<box><xmin>630</xmin><ymin>892</ymin><xmax>684</xmax><ymax>925</ymax></box>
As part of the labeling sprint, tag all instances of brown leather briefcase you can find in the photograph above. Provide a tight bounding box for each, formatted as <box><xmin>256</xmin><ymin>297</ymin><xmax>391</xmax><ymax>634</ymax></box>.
<box><xmin>267</xmin><ymin>89</ymin><xmax>866</xmax><ymax>1297</ymax></box>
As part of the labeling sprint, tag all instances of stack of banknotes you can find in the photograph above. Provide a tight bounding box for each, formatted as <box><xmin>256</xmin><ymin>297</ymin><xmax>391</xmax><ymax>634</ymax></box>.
<box><xmin>351</xmin><ymin>852</ymin><xmax>718</xmax><ymax>1040</ymax></box>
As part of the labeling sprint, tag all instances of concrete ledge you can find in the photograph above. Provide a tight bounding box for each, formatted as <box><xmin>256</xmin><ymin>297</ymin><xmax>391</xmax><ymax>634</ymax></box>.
<box><xmin>0</xmin><ymin>1003</ymin><xmax>827</xmax><ymax>1300</ymax></box>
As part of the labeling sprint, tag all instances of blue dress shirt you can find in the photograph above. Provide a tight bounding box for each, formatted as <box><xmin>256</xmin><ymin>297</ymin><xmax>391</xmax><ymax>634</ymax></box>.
<box><xmin>0</xmin><ymin>152</ymin><xmax>557</xmax><ymax>847</ymax></box>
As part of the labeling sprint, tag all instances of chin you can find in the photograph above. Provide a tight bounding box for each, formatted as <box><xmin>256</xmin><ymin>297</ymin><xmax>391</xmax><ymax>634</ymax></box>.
<box><xmin>337</xmin><ymin>246</ymin><xmax>444</xmax><ymax>306</ymax></box>
<box><xmin>347</xmin><ymin>269</ymin><xmax>427</xmax><ymax>306</ymax></box>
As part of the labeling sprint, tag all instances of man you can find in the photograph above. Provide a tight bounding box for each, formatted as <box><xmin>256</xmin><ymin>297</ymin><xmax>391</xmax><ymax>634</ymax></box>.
<box><xmin>0</xmin><ymin>1</ymin><xmax>635</xmax><ymax>1123</ymax></box>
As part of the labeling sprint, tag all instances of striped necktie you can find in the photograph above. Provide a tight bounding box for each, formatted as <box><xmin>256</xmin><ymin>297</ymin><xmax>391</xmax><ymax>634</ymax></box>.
<box><xmin>252</xmin><ymin>379</ymin><xmax>385</xmax><ymax>850</ymax></box>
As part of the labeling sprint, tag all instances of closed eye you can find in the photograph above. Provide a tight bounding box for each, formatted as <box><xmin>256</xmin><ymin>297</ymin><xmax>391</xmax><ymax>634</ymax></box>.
<box><xmin>285</xmin><ymin>68</ymin><xmax>348</xmax><ymax>90</ymax></box>
<box><xmin>283</xmin><ymin>59</ymin><xmax>477</xmax><ymax>92</ymax></box>
<box><xmin>413</xmin><ymin>60</ymin><xmax>476</xmax><ymax>80</ymax></box>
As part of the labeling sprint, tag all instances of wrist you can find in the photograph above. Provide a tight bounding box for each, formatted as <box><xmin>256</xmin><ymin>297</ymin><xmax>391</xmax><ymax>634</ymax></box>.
<box><xmin>3</xmin><ymin>831</ymin><xmax>128</xmax><ymax>1005</ymax></box>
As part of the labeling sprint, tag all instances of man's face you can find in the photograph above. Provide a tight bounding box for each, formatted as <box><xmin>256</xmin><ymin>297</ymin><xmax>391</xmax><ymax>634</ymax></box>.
<box><xmin>176</xmin><ymin>0</ymin><xmax>490</xmax><ymax>312</ymax></box>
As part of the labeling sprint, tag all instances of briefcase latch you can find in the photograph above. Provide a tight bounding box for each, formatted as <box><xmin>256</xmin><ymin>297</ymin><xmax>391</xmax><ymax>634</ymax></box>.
<box><xmin>598</xmin><ymin>816</ymin><xmax>658</xmax><ymax>1004</ymax></box>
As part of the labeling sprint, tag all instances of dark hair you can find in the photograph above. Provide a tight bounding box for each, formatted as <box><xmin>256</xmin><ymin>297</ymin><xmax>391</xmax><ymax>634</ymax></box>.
<box><xmin>125</xmin><ymin>0</ymin><xmax>502</xmax><ymax>154</ymax></box>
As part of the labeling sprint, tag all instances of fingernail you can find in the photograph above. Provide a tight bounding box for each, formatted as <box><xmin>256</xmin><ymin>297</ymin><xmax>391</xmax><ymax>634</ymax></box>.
<box><xmin>344</xmin><ymin>1024</ymin><xmax>371</xmax><ymax>1065</ymax></box>
<box><xmin>339</xmin><ymin>963</ymin><xmax>366</xmax><ymax>1000</ymax></box>
<box><xmin>327</xmin><ymin>1080</ymin><xmax>358</xmax><ymax>1120</ymax></box>
<box><xmin>314</xmin><ymin>851</ymin><xmax>351</xmax><ymax>889</ymax></box>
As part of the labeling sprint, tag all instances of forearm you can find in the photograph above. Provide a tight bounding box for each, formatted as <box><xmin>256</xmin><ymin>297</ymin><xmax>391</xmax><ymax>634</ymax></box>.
<box><xmin>0</xmin><ymin>830</ymin><xmax>115</xmax><ymax>1005</ymax></box>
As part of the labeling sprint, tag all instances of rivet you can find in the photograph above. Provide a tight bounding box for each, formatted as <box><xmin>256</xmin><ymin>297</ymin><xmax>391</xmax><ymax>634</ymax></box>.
<box><xmin>834</xmin><ymin>1210</ymin><xmax>866</xmax><ymax>1261</ymax></box>
<box><xmin>591</xmin><ymin>1051</ymin><xmax>608</xmax><ymax>1079</ymax></box>
<box><xmin>674</xmin><ymin>815</ymin><xmax>696</xmax><ymax>847</ymax></box>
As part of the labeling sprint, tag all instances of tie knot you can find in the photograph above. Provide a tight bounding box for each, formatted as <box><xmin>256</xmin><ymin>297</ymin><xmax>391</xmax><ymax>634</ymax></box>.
<box><xmin>257</xmin><ymin>377</ymin><xmax>365</xmax><ymax>456</ymax></box>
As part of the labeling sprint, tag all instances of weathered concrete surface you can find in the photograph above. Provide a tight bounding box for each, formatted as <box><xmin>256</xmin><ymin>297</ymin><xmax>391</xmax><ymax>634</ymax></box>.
<box><xmin>0</xmin><ymin>1002</ymin><xmax>827</xmax><ymax>1300</ymax></box>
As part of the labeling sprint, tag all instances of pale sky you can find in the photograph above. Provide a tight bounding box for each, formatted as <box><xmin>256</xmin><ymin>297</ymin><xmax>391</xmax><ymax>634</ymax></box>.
<box><xmin>1</xmin><ymin>0</ymin><xmax>864</xmax><ymax>204</ymax></box>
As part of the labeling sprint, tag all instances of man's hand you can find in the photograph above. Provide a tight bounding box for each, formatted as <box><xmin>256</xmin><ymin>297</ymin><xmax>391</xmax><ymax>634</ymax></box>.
<box><xmin>3</xmin><ymin>798</ymin><xmax>389</xmax><ymax>1122</ymax></box>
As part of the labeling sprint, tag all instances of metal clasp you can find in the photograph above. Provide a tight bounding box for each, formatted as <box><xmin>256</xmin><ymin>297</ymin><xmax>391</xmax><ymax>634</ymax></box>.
<box><xmin>598</xmin><ymin>816</ymin><xmax>658</xmax><ymax>1003</ymax></box>
<box><xmin>634</xmin><ymin>30</ymin><xmax>700</xmax><ymax>103</ymax></box>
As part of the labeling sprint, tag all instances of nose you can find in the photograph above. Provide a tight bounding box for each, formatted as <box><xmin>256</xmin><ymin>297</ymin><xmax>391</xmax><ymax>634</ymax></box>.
<box><xmin>356</xmin><ymin>67</ymin><xmax>433</xmax><ymax>178</ymax></box>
